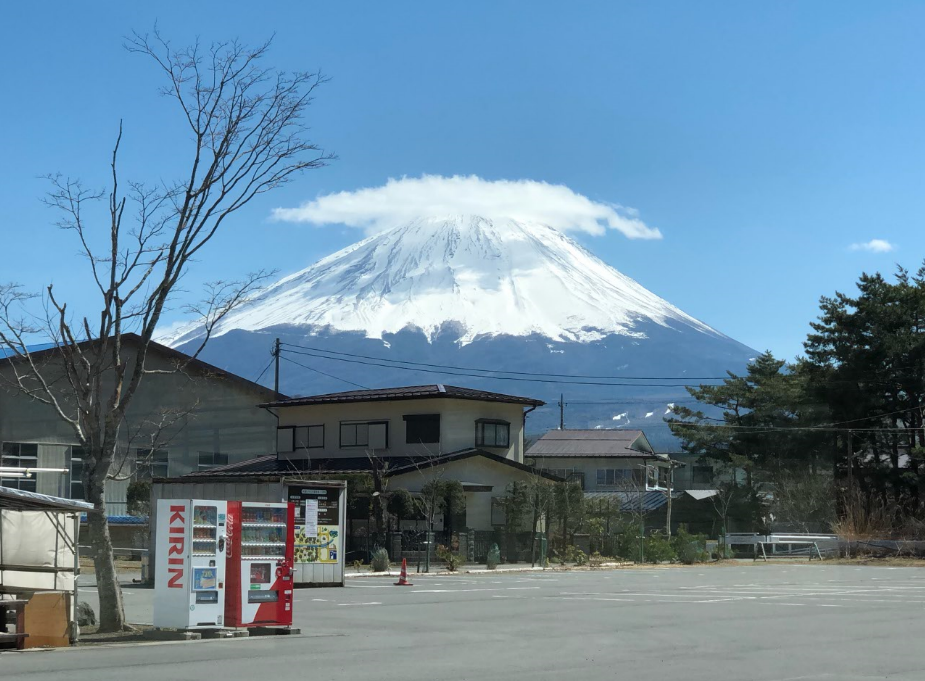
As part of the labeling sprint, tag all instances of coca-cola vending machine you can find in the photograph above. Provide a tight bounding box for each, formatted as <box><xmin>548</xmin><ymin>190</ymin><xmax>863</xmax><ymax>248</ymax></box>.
<box><xmin>225</xmin><ymin>501</ymin><xmax>296</xmax><ymax>627</ymax></box>
<box><xmin>153</xmin><ymin>499</ymin><xmax>228</xmax><ymax>629</ymax></box>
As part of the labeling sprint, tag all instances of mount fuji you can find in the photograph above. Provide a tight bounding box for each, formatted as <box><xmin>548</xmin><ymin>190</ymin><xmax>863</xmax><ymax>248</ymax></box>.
<box><xmin>164</xmin><ymin>215</ymin><xmax>755</xmax><ymax>447</ymax></box>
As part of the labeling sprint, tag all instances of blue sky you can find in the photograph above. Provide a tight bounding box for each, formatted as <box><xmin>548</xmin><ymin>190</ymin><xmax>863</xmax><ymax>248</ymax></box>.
<box><xmin>1</xmin><ymin>2</ymin><xmax>923</xmax><ymax>360</ymax></box>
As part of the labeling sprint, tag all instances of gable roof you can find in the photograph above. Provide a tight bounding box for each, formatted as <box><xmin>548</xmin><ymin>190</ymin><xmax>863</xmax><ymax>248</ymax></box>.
<box><xmin>385</xmin><ymin>448</ymin><xmax>563</xmax><ymax>481</ymax></box>
<box><xmin>526</xmin><ymin>429</ymin><xmax>661</xmax><ymax>459</ymax></box>
<box><xmin>166</xmin><ymin>449</ymin><xmax>562</xmax><ymax>483</ymax></box>
<box><xmin>1</xmin><ymin>333</ymin><xmax>284</xmax><ymax>401</ymax></box>
<box><xmin>259</xmin><ymin>384</ymin><xmax>544</xmax><ymax>408</ymax></box>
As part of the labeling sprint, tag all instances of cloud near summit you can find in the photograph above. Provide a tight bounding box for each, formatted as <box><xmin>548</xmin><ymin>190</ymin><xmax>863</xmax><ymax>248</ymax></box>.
<box><xmin>272</xmin><ymin>175</ymin><xmax>662</xmax><ymax>239</ymax></box>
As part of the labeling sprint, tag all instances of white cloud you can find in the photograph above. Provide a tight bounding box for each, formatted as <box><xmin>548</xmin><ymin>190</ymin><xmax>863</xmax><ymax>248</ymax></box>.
<box><xmin>850</xmin><ymin>239</ymin><xmax>895</xmax><ymax>253</ymax></box>
<box><xmin>272</xmin><ymin>175</ymin><xmax>661</xmax><ymax>239</ymax></box>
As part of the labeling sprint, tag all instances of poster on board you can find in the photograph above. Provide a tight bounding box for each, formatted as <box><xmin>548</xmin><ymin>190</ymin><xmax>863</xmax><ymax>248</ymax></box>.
<box><xmin>304</xmin><ymin>499</ymin><xmax>319</xmax><ymax>537</ymax></box>
<box><xmin>287</xmin><ymin>486</ymin><xmax>341</xmax><ymax>565</ymax></box>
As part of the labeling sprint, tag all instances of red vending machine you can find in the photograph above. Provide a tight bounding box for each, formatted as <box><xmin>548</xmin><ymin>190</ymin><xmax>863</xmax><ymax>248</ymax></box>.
<box><xmin>225</xmin><ymin>501</ymin><xmax>296</xmax><ymax>627</ymax></box>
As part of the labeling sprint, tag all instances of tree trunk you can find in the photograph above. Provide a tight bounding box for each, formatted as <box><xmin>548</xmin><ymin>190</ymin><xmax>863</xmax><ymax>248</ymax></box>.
<box><xmin>85</xmin><ymin>475</ymin><xmax>127</xmax><ymax>632</ymax></box>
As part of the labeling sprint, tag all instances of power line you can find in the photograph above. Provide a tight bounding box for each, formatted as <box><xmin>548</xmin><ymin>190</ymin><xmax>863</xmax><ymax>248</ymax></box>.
<box><xmin>280</xmin><ymin>355</ymin><xmax>370</xmax><ymax>390</ymax></box>
<box><xmin>279</xmin><ymin>341</ymin><xmax>730</xmax><ymax>382</ymax></box>
<box><xmin>253</xmin><ymin>357</ymin><xmax>274</xmax><ymax>385</ymax></box>
<box><xmin>279</xmin><ymin>347</ymin><xmax>711</xmax><ymax>388</ymax></box>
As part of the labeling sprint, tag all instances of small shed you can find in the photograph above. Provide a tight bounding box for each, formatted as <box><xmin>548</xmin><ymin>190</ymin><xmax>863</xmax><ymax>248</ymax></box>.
<box><xmin>0</xmin><ymin>485</ymin><xmax>92</xmax><ymax>646</ymax></box>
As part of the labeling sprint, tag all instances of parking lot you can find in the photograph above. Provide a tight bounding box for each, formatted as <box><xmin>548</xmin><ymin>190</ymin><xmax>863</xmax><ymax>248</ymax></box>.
<box><xmin>5</xmin><ymin>564</ymin><xmax>925</xmax><ymax>681</ymax></box>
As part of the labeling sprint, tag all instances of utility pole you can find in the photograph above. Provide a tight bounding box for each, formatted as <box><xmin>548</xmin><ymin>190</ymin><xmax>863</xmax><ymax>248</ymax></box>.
<box><xmin>559</xmin><ymin>394</ymin><xmax>564</xmax><ymax>430</ymax></box>
<box><xmin>846</xmin><ymin>429</ymin><xmax>854</xmax><ymax>494</ymax></box>
<box><xmin>273</xmin><ymin>337</ymin><xmax>281</xmax><ymax>395</ymax></box>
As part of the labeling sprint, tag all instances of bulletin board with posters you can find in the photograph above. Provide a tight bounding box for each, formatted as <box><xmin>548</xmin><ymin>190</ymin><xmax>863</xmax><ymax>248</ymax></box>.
<box><xmin>286</xmin><ymin>483</ymin><xmax>346</xmax><ymax>586</ymax></box>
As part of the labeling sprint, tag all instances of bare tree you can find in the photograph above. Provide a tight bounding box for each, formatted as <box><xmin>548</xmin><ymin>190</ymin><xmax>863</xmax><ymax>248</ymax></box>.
<box><xmin>0</xmin><ymin>29</ymin><xmax>330</xmax><ymax>631</ymax></box>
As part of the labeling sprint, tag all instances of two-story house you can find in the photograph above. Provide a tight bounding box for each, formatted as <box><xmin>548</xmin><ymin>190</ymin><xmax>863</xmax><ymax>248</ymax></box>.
<box><xmin>526</xmin><ymin>429</ymin><xmax>670</xmax><ymax>491</ymax></box>
<box><xmin>193</xmin><ymin>384</ymin><xmax>557</xmax><ymax>535</ymax></box>
<box><xmin>525</xmin><ymin>429</ymin><xmax>682</xmax><ymax>525</ymax></box>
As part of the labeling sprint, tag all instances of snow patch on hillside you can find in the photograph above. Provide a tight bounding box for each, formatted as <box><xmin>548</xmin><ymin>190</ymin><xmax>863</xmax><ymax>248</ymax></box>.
<box><xmin>161</xmin><ymin>215</ymin><xmax>723</xmax><ymax>347</ymax></box>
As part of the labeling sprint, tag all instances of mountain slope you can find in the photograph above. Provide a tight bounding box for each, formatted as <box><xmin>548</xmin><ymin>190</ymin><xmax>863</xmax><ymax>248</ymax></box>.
<box><xmin>166</xmin><ymin>215</ymin><xmax>755</xmax><ymax>446</ymax></box>
<box><xmin>164</xmin><ymin>216</ymin><xmax>721</xmax><ymax>347</ymax></box>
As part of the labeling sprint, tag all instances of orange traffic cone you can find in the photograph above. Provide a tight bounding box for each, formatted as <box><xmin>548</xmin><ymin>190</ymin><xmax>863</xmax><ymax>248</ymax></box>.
<box><xmin>394</xmin><ymin>558</ymin><xmax>413</xmax><ymax>586</ymax></box>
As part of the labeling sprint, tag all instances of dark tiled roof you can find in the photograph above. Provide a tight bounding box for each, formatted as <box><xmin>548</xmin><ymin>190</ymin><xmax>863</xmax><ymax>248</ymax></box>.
<box><xmin>385</xmin><ymin>448</ymin><xmax>563</xmax><ymax>481</ymax></box>
<box><xmin>168</xmin><ymin>449</ymin><xmax>561</xmax><ymax>482</ymax></box>
<box><xmin>527</xmin><ymin>429</ymin><xmax>659</xmax><ymax>459</ymax></box>
<box><xmin>1</xmin><ymin>333</ymin><xmax>284</xmax><ymax>401</ymax></box>
<box><xmin>259</xmin><ymin>384</ymin><xmax>544</xmax><ymax>408</ymax></box>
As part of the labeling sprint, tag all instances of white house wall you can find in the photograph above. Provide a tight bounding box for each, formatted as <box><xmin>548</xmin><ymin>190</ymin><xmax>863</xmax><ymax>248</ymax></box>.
<box><xmin>388</xmin><ymin>456</ymin><xmax>543</xmax><ymax>531</ymax></box>
<box><xmin>276</xmin><ymin>398</ymin><xmax>528</xmax><ymax>463</ymax></box>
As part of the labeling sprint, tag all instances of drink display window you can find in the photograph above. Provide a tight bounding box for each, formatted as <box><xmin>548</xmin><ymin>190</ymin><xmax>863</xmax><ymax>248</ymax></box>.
<box><xmin>241</xmin><ymin>505</ymin><xmax>288</xmax><ymax>558</ymax></box>
<box><xmin>192</xmin><ymin>505</ymin><xmax>218</xmax><ymax>556</ymax></box>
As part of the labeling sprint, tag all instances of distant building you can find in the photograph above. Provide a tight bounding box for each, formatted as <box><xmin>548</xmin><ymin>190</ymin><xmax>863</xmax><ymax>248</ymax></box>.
<box><xmin>0</xmin><ymin>334</ymin><xmax>280</xmax><ymax>514</ymax></box>
<box><xmin>526</xmin><ymin>429</ymin><xmax>670</xmax><ymax>492</ymax></box>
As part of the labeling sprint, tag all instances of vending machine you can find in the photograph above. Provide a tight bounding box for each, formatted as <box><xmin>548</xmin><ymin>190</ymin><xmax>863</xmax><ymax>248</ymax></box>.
<box><xmin>153</xmin><ymin>499</ymin><xmax>227</xmax><ymax>629</ymax></box>
<box><xmin>225</xmin><ymin>501</ymin><xmax>296</xmax><ymax>627</ymax></box>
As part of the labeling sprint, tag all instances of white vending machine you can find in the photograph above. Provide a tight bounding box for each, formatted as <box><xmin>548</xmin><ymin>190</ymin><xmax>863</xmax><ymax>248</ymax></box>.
<box><xmin>153</xmin><ymin>499</ymin><xmax>228</xmax><ymax>629</ymax></box>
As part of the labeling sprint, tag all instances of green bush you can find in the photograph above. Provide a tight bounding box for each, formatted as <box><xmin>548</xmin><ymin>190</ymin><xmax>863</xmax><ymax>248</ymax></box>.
<box><xmin>370</xmin><ymin>547</ymin><xmax>390</xmax><ymax>572</ymax></box>
<box><xmin>352</xmin><ymin>559</ymin><xmax>365</xmax><ymax>573</ymax></box>
<box><xmin>562</xmin><ymin>544</ymin><xmax>578</xmax><ymax>563</ymax></box>
<box><xmin>575</xmin><ymin>549</ymin><xmax>587</xmax><ymax>566</ymax></box>
<box><xmin>436</xmin><ymin>544</ymin><xmax>464</xmax><ymax>571</ymax></box>
<box><xmin>487</xmin><ymin>543</ymin><xmax>501</xmax><ymax>569</ymax></box>
<box><xmin>672</xmin><ymin>527</ymin><xmax>709</xmax><ymax>565</ymax></box>
<box><xmin>644</xmin><ymin>533</ymin><xmax>677</xmax><ymax>563</ymax></box>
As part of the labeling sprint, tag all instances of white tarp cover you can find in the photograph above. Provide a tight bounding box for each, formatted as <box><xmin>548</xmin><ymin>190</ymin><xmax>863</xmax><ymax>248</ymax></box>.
<box><xmin>0</xmin><ymin>510</ymin><xmax>77</xmax><ymax>591</ymax></box>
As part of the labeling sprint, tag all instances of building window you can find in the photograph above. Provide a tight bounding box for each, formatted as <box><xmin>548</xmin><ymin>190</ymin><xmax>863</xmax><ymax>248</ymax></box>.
<box><xmin>404</xmin><ymin>414</ymin><xmax>440</xmax><ymax>444</ymax></box>
<box><xmin>596</xmin><ymin>468</ymin><xmax>643</xmax><ymax>488</ymax></box>
<box><xmin>340</xmin><ymin>421</ymin><xmax>388</xmax><ymax>449</ymax></box>
<box><xmin>135</xmin><ymin>449</ymin><xmax>169</xmax><ymax>480</ymax></box>
<box><xmin>0</xmin><ymin>442</ymin><xmax>38</xmax><ymax>492</ymax></box>
<box><xmin>692</xmin><ymin>465</ymin><xmax>714</xmax><ymax>484</ymax></box>
<box><xmin>296</xmin><ymin>425</ymin><xmax>324</xmax><ymax>449</ymax></box>
<box><xmin>475</xmin><ymin>420</ymin><xmax>510</xmax><ymax>448</ymax></box>
<box><xmin>548</xmin><ymin>469</ymin><xmax>585</xmax><ymax>489</ymax></box>
<box><xmin>198</xmin><ymin>452</ymin><xmax>229</xmax><ymax>471</ymax></box>
<box><xmin>278</xmin><ymin>425</ymin><xmax>325</xmax><ymax>453</ymax></box>
<box><xmin>69</xmin><ymin>446</ymin><xmax>85</xmax><ymax>500</ymax></box>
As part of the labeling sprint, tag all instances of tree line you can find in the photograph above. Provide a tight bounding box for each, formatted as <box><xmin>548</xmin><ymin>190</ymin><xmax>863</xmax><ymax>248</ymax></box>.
<box><xmin>668</xmin><ymin>265</ymin><xmax>925</xmax><ymax>536</ymax></box>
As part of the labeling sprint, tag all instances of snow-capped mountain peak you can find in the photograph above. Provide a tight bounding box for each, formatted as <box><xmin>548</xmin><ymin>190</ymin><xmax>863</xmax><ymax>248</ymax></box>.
<box><xmin>163</xmin><ymin>215</ymin><xmax>719</xmax><ymax>347</ymax></box>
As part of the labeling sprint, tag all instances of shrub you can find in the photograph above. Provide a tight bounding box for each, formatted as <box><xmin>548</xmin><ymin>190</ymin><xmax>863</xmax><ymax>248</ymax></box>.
<box><xmin>487</xmin><ymin>543</ymin><xmax>501</xmax><ymax>570</ymax></box>
<box><xmin>575</xmin><ymin>549</ymin><xmax>587</xmax><ymax>566</ymax></box>
<box><xmin>644</xmin><ymin>533</ymin><xmax>677</xmax><ymax>563</ymax></box>
<box><xmin>76</xmin><ymin>601</ymin><xmax>96</xmax><ymax>627</ymax></box>
<box><xmin>352</xmin><ymin>559</ymin><xmax>365</xmax><ymax>573</ymax></box>
<box><xmin>672</xmin><ymin>528</ymin><xmax>709</xmax><ymax>565</ymax></box>
<box><xmin>126</xmin><ymin>481</ymin><xmax>151</xmax><ymax>517</ymax></box>
<box><xmin>436</xmin><ymin>544</ymin><xmax>464</xmax><ymax>571</ymax></box>
<box><xmin>562</xmin><ymin>545</ymin><xmax>578</xmax><ymax>563</ymax></box>
<box><xmin>370</xmin><ymin>547</ymin><xmax>390</xmax><ymax>572</ymax></box>
<box><xmin>590</xmin><ymin>550</ymin><xmax>603</xmax><ymax>567</ymax></box>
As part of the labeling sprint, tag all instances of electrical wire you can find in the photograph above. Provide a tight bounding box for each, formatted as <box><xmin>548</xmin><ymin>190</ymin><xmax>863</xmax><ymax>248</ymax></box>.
<box><xmin>278</xmin><ymin>340</ymin><xmax>922</xmax><ymax>387</ymax></box>
<box><xmin>280</xmin><ymin>355</ymin><xmax>370</xmax><ymax>390</ymax></box>
<box><xmin>279</xmin><ymin>341</ymin><xmax>730</xmax><ymax>381</ymax></box>
<box><xmin>280</xmin><ymin>347</ymin><xmax>714</xmax><ymax>388</ymax></box>
<box><xmin>253</xmin><ymin>357</ymin><xmax>274</xmax><ymax>385</ymax></box>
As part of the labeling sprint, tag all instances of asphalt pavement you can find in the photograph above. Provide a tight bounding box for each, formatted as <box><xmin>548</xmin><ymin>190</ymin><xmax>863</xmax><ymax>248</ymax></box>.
<box><xmin>5</xmin><ymin>564</ymin><xmax>925</xmax><ymax>681</ymax></box>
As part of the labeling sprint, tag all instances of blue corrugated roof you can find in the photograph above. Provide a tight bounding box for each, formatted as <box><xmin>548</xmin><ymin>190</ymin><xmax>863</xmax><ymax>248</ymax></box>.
<box><xmin>0</xmin><ymin>342</ymin><xmax>60</xmax><ymax>359</ymax></box>
<box><xmin>584</xmin><ymin>490</ymin><xmax>681</xmax><ymax>512</ymax></box>
<box><xmin>79</xmin><ymin>514</ymin><xmax>148</xmax><ymax>525</ymax></box>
